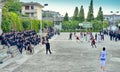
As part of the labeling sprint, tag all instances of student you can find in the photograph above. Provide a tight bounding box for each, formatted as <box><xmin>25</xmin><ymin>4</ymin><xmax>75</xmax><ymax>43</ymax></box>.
<box><xmin>7</xmin><ymin>48</ymin><xmax>14</xmax><ymax>58</ymax></box>
<box><xmin>69</xmin><ymin>32</ymin><xmax>72</xmax><ymax>40</ymax></box>
<box><xmin>45</xmin><ymin>40</ymin><xmax>52</xmax><ymax>54</ymax></box>
<box><xmin>99</xmin><ymin>47</ymin><xmax>107</xmax><ymax>71</ymax></box>
<box><xmin>91</xmin><ymin>38</ymin><xmax>96</xmax><ymax>48</ymax></box>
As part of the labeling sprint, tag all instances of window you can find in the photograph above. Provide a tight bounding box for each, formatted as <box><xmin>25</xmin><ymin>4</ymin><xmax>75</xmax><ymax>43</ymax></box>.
<box><xmin>31</xmin><ymin>6</ymin><xmax>34</xmax><ymax>10</ymax></box>
<box><xmin>31</xmin><ymin>13</ymin><xmax>34</xmax><ymax>17</ymax></box>
<box><xmin>25</xmin><ymin>6</ymin><xmax>29</xmax><ymax>10</ymax></box>
<box><xmin>25</xmin><ymin>13</ymin><xmax>29</xmax><ymax>16</ymax></box>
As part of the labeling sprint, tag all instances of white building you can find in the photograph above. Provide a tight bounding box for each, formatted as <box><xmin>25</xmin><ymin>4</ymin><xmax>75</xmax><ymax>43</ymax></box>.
<box><xmin>21</xmin><ymin>2</ymin><xmax>43</xmax><ymax>20</ymax></box>
<box><xmin>104</xmin><ymin>14</ymin><xmax>120</xmax><ymax>26</ymax></box>
<box><xmin>42</xmin><ymin>10</ymin><xmax>63</xmax><ymax>30</ymax></box>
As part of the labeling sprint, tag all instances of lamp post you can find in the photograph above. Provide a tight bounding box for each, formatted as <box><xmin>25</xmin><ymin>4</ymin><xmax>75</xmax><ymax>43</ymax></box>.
<box><xmin>60</xmin><ymin>15</ymin><xmax>63</xmax><ymax>30</ymax></box>
<box><xmin>0</xmin><ymin>3</ymin><xmax>3</xmax><ymax>35</ymax></box>
<box><xmin>53</xmin><ymin>13</ymin><xmax>56</xmax><ymax>27</ymax></box>
<box><xmin>79</xmin><ymin>23</ymin><xmax>83</xmax><ymax>32</ymax></box>
<box><xmin>40</xmin><ymin>4</ymin><xmax>48</xmax><ymax>44</ymax></box>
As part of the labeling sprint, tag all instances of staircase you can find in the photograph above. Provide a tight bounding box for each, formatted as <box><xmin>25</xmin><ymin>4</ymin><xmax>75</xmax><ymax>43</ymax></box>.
<box><xmin>0</xmin><ymin>45</ymin><xmax>20</xmax><ymax>64</ymax></box>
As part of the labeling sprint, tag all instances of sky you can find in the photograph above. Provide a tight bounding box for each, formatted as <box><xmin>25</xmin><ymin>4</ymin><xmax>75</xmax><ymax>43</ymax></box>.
<box><xmin>20</xmin><ymin>0</ymin><xmax>120</xmax><ymax>17</ymax></box>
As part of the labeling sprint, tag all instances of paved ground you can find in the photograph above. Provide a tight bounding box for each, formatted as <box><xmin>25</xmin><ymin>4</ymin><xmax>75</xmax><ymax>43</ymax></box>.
<box><xmin>1</xmin><ymin>32</ymin><xmax>120</xmax><ymax>72</ymax></box>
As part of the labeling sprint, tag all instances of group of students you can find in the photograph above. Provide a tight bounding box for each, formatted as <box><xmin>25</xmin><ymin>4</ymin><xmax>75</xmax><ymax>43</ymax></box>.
<box><xmin>109</xmin><ymin>30</ymin><xmax>120</xmax><ymax>41</ymax></box>
<box><xmin>69</xmin><ymin>32</ymin><xmax>107</xmax><ymax>71</ymax></box>
<box><xmin>0</xmin><ymin>26</ymin><xmax>57</xmax><ymax>56</ymax></box>
<box><xmin>69</xmin><ymin>32</ymin><xmax>108</xmax><ymax>48</ymax></box>
<box><xmin>69</xmin><ymin>32</ymin><xmax>95</xmax><ymax>47</ymax></box>
<box><xmin>0</xmin><ymin>30</ymin><xmax>41</xmax><ymax>55</ymax></box>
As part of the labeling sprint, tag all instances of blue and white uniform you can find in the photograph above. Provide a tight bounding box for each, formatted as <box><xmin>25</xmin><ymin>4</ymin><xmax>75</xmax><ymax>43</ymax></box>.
<box><xmin>100</xmin><ymin>51</ymin><xmax>107</xmax><ymax>66</ymax></box>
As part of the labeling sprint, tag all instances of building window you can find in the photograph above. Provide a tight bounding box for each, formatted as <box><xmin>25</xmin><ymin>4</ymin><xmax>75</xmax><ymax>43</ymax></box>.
<box><xmin>25</xmin><ymin>13</ymin><xmax>29</xmax><ymax>16</ymax></box>
<box><xmin>25</xmin><ymin>6</ymin><xmax>29</xmax><ymax>10</ymax></box>
<box><xmin>31</xmin><ymin>6</ymin><xmax>34</xmax><ymax>10</ymax></box>
<box><xmin>34</xmin><ymin>13</ymin><xmax>37</xmax><ymax>17</ymax></box>
<box><xmin>31</xmin><ymin>13</ymin><xmax>34</xmax><ymax>17</ymax></box>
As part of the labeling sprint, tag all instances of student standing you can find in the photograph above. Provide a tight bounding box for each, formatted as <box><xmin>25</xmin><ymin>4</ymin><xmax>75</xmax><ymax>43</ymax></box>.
<box><xmin>91</xmin><ymin>38</ymin><xmax>96</xmax><ymax>48</ymax></box>
<box><xmin>45</xmin><ymin>40</ymin><xmax>52</xmax><ymax>54</ymax></box>
<box><xmin>69</xmin><ymin>32</ymin><xmax>72</xmax><ymax>40</ymax></box>
<box><xmin>99</xmin><ymin>47</ymin><xmax>107</xmax><ymax>71</ymax></box>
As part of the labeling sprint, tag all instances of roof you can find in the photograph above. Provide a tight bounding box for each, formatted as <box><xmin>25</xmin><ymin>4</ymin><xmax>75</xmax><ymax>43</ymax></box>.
<box><xmin>104</xmin><ymin>14</ymin><xmax>120</xmax><ymax>17</ymax></box>
<box><xmin>0</xmin><ymin>0</ymin><xmax>7</xmax><ymax>3</ymax></box>
<box><xmin>22</xmin><ymin>2</ymin><xmax>43</xmax><ymax>8</ymax></box>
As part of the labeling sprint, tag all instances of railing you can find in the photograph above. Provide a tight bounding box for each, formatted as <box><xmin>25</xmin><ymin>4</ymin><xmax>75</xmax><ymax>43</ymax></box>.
<box><xmin>24</xmin><ymin>9</ymin><xmax>37</xmax><ymax>13</ymax></box>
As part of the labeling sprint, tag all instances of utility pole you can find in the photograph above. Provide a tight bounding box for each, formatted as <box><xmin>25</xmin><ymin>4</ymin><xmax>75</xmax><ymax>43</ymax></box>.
<box><xmin>0</xmin><ymin>2</ymin><xmax>3</xmax><ymax>34</ymax></box>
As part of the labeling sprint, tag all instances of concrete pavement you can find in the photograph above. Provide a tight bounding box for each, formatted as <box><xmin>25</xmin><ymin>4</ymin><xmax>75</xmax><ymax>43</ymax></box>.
<box><xmin>1</xmin><ymin>33</ymin><xmax>120</xmax><ymax>72</ymax></box>
<box><xmin>0</xmin><ymin>35</ymin><xmax>57</xmax><ymax>72</ymax></box>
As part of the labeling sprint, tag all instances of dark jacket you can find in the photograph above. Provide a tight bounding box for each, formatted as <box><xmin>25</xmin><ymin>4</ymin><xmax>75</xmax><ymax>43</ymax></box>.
<box><xmin>45</xmin><ymin>42</ymin><xmax>50</xmax><ymax>49</ymax></box>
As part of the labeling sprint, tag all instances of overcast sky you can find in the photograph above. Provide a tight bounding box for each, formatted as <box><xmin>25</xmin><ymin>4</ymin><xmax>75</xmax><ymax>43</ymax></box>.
<box><xmin>20</xmin><ymin>0</ymin><xmax>120</xmax><ymax>17</ymax></box>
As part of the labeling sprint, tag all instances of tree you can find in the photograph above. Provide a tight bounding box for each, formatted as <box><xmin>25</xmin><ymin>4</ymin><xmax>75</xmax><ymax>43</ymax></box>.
<box><xmin>72</xmin><ymin>7</ymin><xmax>79</xmax><ymax>21</ymax></box>
<box><xmin>62</xmin><ymin>21</ymin><xmax>79</xmax><ymax>31</ymax></box>
<box><xmin>96</xmin><ymin>7</ymin><xmax>104</xmax><ymax>21</ymax></box>
<box><xmin>64</xmin><ymin>13</ymin><xmax>69</xmax><ymax>21</ymax></box>
<box><xmin>2</xmin><ymin>8</ymin><xmax>12</xmax><ymax>32</ymax></box>
<box><xmin>43</xmin><ymin>20</ymin><xmax>53</xmax><ymax>28</ymax></box>
<box><xmin>87</xmin><ymin>0</ymin><xmax>94</xmax><ymax>22</ymax></box>
<box><xmin>1</xmin><ymin>8</ymin><xmax>12</xmax><ymax>32</ymax></box>
<box><xmin>103</xmin><ymin>20</ymin><xmax>109</xmax><ymax>28</ymax></box>
<box><xmin>22</xmin><ymin>18</ymin><xmax>31</xmax><ymax>30</ymax></box>
<box><xmin>34</xmin><ymin>20</ymin><xmax>40</xmax><ymax>32</ymax></box>
<box><xmin>9</xmin><ymin>12</ymin><xmax>23</xmax><ymax>31</ymax></box>
<box><xmin>92</xmin><ymin>20</ymin><xmax>103</xmax><ymax>32</ymax></box>
<box><xmin>78</xmin><ymin>5</ymin><xmax>85</xmax><ymax>23</ymax></box>
<box><xmin>4</xmin><ymin>0</ymin><xmax>22</xmax><ymax>15</ymax></box>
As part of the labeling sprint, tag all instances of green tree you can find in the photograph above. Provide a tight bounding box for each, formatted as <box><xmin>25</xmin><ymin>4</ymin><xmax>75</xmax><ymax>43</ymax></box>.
<box><xmin>92</xmin><ymin>20</ymin><xmax>103</xmax><ymax>32</ymax></box>
<box><xmin>4</xmin><ymin>0</ymin><xmax>22</xmax><ymax>15</ymax></box>
<box><xmin>34</xmin><ymin>20</ymin><xmax>40</xmax><ymax>32</ymax></box>
<box><xmin>78</xmin><ymin>5</ymin><xmax>85</xmax><ymax>23</ymax></box>
<box><xmin>103</xmin><ymin>20</ymin><xmax>109</xmax><ymax>28</ymax></box>
<box><xmin>22</xmin><ymin>18</ymin><xmax>31</xmax><ymax>30</ymax></box>
<box><xmin>17</xmin><ymin>16</ymin><xmax>23</xmax><ymax>31</ymax></box>
<box><xmin>96</xmin><ymin>7</ymin><xmax>104</xmax><ymax>21</ymax></box>
<box><xmin>8</xmin><ymin>12</ymin><xmax>23</xmax><ymax>31</ymax></box>
<box><xmin>62</xmin><ymin>21</ymin><xmax>79</xmax><ymax>31</ymax></box>
<box><xmin>64</xmin><ymin>13</ymin><xmax>69</xmax><ymax>21</ymax></box>
<box><xmin>43</xmin><ymin>20</ymin><xmax>53</xmax><ymax>28</ymax></box>
<box><xmin>22</xmin><ymin>18</ymin><xmax>41</xmax><ymax>32</ymax></box>
<box><xmin>1</xmin><ymin>0</ymin><xmax>23</xmax><ymax>32</ymax></box>
<box><xmin>1</xmin><ymin>8</ymin><xmax>20</xmax><ymax>32</ymax></box>
<box><xmin>1</xmin><ymin>7</ymin><xmax>12</xmax><ymax>32</ymax></box>
<box><xmin>1</xmin><ymin>8</ymin><xmax>12</xmax><ymax>32</ymax></box>
<box><xmin>72</xmin><ymin>7</ymin><xmax>79</xmax><ymax>21</ymax></box>
<box><xmin>87</xmin><ymin>0</ymin><xmax>94</xmax><ymax>22</ymax></box>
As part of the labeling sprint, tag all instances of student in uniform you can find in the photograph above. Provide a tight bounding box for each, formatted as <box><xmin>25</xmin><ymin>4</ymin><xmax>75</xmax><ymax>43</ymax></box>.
<box><xmin>45</xmin><ymin>40</ymin><xmax>52</xmax><ymax>54</ymax></box>
<box><xmin>99</xmin><ymin>47</ymin><xmax>107</xmax><ymax>71</ymax></box>
<box><xmin>91</xmin><ymin>38</ymin><xmax>96</xmax><ymax>48</ymax></box>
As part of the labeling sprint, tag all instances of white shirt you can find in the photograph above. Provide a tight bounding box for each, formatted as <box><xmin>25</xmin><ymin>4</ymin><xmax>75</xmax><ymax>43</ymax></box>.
<box><xmin>100</xmin><ymin>51</ymin><xmax>107</xmax><ymax>60</ymax></box>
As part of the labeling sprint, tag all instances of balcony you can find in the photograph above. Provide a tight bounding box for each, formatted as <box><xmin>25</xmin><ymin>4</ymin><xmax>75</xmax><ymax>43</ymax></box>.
<box><xmin>24</xmin><ymin>9</ymin><xmax>37</xmax><ymax>13</ymax></box>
